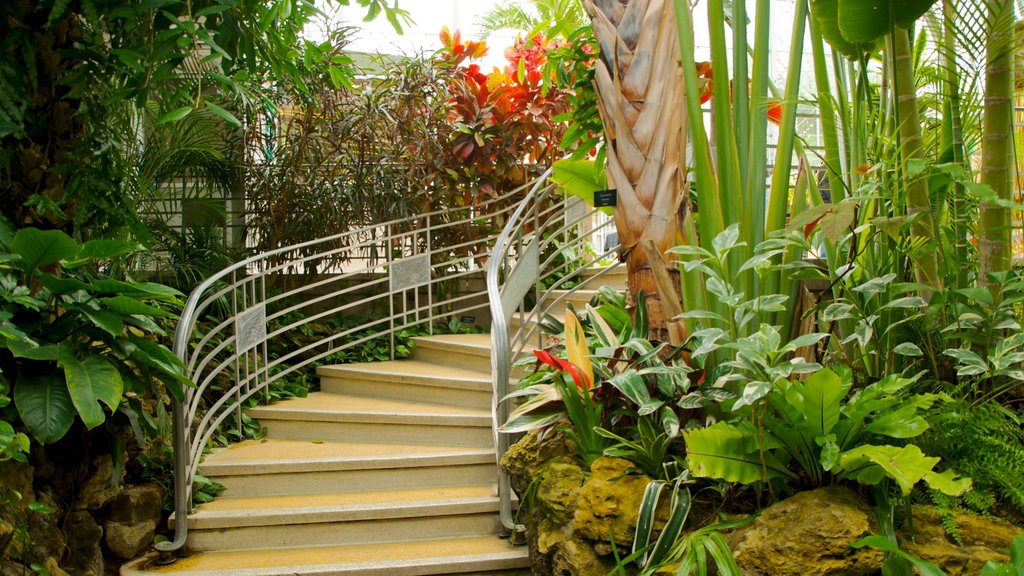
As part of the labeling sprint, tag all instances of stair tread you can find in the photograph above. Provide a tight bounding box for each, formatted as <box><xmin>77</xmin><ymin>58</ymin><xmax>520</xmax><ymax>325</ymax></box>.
<box><xmin>123</xmin><ymin>536</ymin><xmax>528</xmax><ymax>575</ymax></box>
<box><xmin>411</xmin><ymin>333</ymin><xmax>492</xmax><ymax>354</ymax></box>
<box><xmin>186</xmin><ymin>485</ymin><xmax>499</xmax><ymax>529</ymax></box>
<box><xmin>197</xmin><ymin>484</ymin><xmax>496</xmax><ymax>514</ymax></box>
<box><xmin>247</xmin><ymin>392</ymin><xmax>489</xmax><ymax>423</ymax></box>
<box><xmin>317</xmin><ymin>359</ymin><xmax>491</xmax><ymax>388</ymax></box>
<box><xmin>200</xmin><ymin>438</ymin><xmax>495</xmax><ymax>476</ymax></box>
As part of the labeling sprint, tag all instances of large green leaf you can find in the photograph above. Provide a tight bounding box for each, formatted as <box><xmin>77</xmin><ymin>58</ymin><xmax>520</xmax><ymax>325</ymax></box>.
<box><xmin>101</xmin><ymin>295</ymin><xmax>176</xmax><ymax>317</ymax></box>
<box><xmin>79</xmin><ymin>239</ymin><xmax>142</xmax><ymax>260</ymax></box>
<box><xmin>58</xmin><ymin>345</ymin><xmax>123</xmax><ymax>430</ymax></box>
<box><xmin>850</xmin><ymin>536</ymin><xmax>946</xmax><ymax>576</ymax></box>
<box><xmin>72</xmin><ymin>305</ymin><xmax>125</xmax><ymax>337</ymax></box>
<box><xmin>10</xmin><ymin>228</ymin><xmax>80</xmax><ymax>274</ymax></box>
<box><xmin>808</xmin><ymin>0</ymin><xmax>875</xmax><ymax>58</ymax></box>
<box><xmin>836</xmin><ymin>444</ymin><xmax>939</xmax><ymax>495</ymax></box>
<box><xmin>684</xmin><ymin>422</ymin><xmax>795</xmax><ymax>483</ymax></box>
<box><xmin>802</xmin><ymin>368</ymin><xmax>845</xmax><ymax>438</ymax></box>
<box><xmin>15</xmin><ymin>374</ymin><xmax>75</xmax><ymax>444</ymax></box>
<box><xmin>838</xmin><ymin>0</ymin><xmax>938</xmax><ymax>44</ymax></box>
<box><xmin>551</xmin><ymin>158</ymin><xmax>612</xmax><ymax>215</ymax></box>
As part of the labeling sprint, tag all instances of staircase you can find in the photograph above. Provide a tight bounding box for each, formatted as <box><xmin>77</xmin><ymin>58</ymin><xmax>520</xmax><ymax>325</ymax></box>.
<box><xmin>123</xmin><ymin>333</ymin><xmax>530</xmax><ymax>575</ymax></box>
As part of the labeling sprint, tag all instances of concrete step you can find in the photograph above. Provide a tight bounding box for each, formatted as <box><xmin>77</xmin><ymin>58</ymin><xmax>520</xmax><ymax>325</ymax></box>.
<box><xmin>199</xmin><ymin>438</ymin><xmax>497</xmax><ymax>498</ymax></box>
<box><xmin>248</xmin><ymin>393</ymin><xmax>492</xmax><ymax>447</ymax></box>
<box><xmin>578</xmin><ymin>263</ymin><xmax>628</xmax><ymax>290</ymax></box>
<box><xmin>410</xmin><ymin>333</ymin><xmax>493</xmax><ymax>374</ymax></box>
<box><xmin>121</xmin><ymin>535</ymin><xmax>530</xmax><ymax>575</ymax></box>
<box><xmin>187</xmin><ymin>507</ymin><xmax>504</xmax><ymax>551</ymax></box>
<box><xmin>317</xmin><ymin>360</ymin><xmax>492</xmax><ymax>409</ymax></box>
<box><xmin>184</xmin><ymin>487</ymin><xmax>504</xmax><ymax>551</ymax></box>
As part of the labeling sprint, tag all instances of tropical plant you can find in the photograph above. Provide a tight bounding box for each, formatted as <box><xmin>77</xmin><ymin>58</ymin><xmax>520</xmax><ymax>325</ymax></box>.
<box><xmin>476</xmin><ymin>0</ymin><xmax>587</xmax><ymax>41</ymax></box>
<box><xmin>438</xmin><ymin>27</ymin><xmax>571</xmax><ymax>198</ymax></box>
<box><xmin>501</xmin><ymin>309</ymin><xmax>610</xmax><ymax>467</ymax></box>
<box><xmin>582</xmin><ymin>0</ymin><xmax>688</xmax><ymax>337</ymax></box>
<box><xmin>0</xmin><ymin>227</ymin><xmax>188</xmax><ymax>446</ymax></box>
<box><xmin>683</xmin><ymin>367</ymin><xmax>971</xmax><ymax>497</ymax></box>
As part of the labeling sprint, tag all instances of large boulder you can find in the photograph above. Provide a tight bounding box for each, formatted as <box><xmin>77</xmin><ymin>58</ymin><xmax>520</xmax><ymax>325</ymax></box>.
<box><xmin>728</xmin><ymin>486</ymin><xmax>885</xmax><ymax>576</ymax></box>
<box><xmin>536</xmin><ymin>459</ymin><xmax>585</xmax><ymax>526</ymax></box>
<box><xmin>903</xmin><ymin>507</ymin><xmax>1021</xmax><ymax>575</ymax></box>
<box><xmin>573</xmin><ymin>457</ymin><xmax>653</xmax><ymax>544</ymax></box>
<box><xmin>104</xmin><ymin>484</ymin><xmax>164</xmax><ymax>559</ymax></box>
<box><xmin>501</xmin><ymin>427</ymin><xmax>577</xmax><ymax>495</ymax></box>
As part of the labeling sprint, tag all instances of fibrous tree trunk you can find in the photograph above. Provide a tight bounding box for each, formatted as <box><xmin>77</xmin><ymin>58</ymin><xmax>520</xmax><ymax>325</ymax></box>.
<box><xmin>583</xmin><ymin>0</ymin><xmax>687</xmax><ymax>341</ymax></box>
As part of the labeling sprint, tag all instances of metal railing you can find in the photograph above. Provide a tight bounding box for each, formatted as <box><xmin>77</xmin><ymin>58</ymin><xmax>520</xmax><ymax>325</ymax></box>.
<box><xmin>486</xmin><ymin>170</ymin><xmax>621</xmax><ymax>531</ymax></box>
<box><xmin>157</xmin><ymin>176</ymin><xmax>550</xmax><ymax>558</ymax></box>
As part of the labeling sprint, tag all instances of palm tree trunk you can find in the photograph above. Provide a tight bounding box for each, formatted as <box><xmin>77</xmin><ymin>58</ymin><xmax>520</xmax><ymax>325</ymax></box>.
<box><xmin>583</xmin><ymin>0</ymin><xmax>686</xmax><ymax>340</ymax></box>
<box><xmin>980</xmin><ymin>0</ymin><xmax>1014</xmax><ymax>284</ymax></box>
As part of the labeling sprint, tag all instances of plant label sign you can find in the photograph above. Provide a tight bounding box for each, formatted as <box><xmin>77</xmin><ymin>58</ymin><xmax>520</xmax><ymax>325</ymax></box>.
<box><xmin>593</xmin><ymin>189</ymin><xmax>617</xmax><ymax>208</ymax></box>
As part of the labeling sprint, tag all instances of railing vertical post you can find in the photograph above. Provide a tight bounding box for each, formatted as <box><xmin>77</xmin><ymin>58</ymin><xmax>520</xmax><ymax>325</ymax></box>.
<box><xmin>426</xmin><ymin>214</ymin><xmax>434</xmax><ymax>333</ymax></box>
<box><xmin>234</xmin><ymin>270</ymin><xmax>244</xmax><ymax>442</ymax></box>
<box><xmin>260</xmin><ymin>267</ymin><xmax>269</xmax><ymax>403</ymax></box>
<box><xmin>387</xmin><ymin>223</ymin><xmax>396</xmax><ymax>361</ymax></box>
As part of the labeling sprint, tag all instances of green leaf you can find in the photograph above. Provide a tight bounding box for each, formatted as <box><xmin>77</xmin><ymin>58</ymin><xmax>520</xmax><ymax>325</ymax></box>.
<box><xmin>204</xmin><ymin>101</ymin><xmax>243</xmax><ymax>128</ymax></box>
<box><xmin>837</xmin><ymin>0</ymin><xmax>938</xmax><ymax>44</ymax></box>
<box><xmin>880</xmin><ymin>296</ymin><xmax>927</xmax><ymax>310</ymax></box>
<box><xmin>850</xmin><ymin>535</ymin><xmax>946</xmax><ymax>576</ymax></box>
<box><xmin>552</xmin><ymin>159</ymin><xmax>611</xmax><ymax>215</ymax></box>
<box><xmin>894</xmin><ymin>342</ymin><xmax>923</xmax><ymax>357</ymax></box>
<box><xmin>11</xmin><ymin>228</ymin><xmax>80</xmax><ymax>274</ymax></box>
<box><xmin>837</xmin><ymin>444</ymin><xmax>939</xmax><ymax>495</ymax></box>
<box><xmin>15</xmin><ymin>375</ymin><xmax>75</xmax><ymax>444</ymax></box>
<box><xmin>74</xmin><ymin>305</ymin><xmax>124</xmax><ymax>337</ymax></box>
<box><xmin>59</xmin><ymin>345</ymin><xmax>123</xmax><ymax>430</ymax></box>
<box><xmin>154</xmin><ymin>106</ymin><xmax>193</xmax><ymax>125</ymax></box>
<box><xmin>922</xmin><ymin>468</ymin><xmax>971</xmax><ymax>497</ymax></box>
<box><xmin>6</xmin><ymin>340</ymin><xmax>58</xmax><ymax>361</ymax></box>
<box><xmin>78</xmin><ymin>239</ymin><xmax>141</xmax><ymax>260</ymax></box>
<box><xmin>101</xmin><ymin>296</ymin><xmax>176</xmax><ymax>318</ymax></box>
<box><xmin>684</xmin><ymin>422</ymin><xmax>796</xmax><ymax>483</ymax></box>
<box><xmin>802</xmin><ymin>367</ymin><xmax>844</xmax><ymax>438</ymax></box>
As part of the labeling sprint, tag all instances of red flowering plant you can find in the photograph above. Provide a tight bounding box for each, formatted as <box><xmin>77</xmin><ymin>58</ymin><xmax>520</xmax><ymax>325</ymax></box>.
<box><xmin>437</xmin><ymin>27</ymin><xmax>571</xmax><ymax>202</ymax></box>
<box><xmin>499</xmin><ymin>309</ymin><xmax>611</xmax><ymax>467</ymax></box>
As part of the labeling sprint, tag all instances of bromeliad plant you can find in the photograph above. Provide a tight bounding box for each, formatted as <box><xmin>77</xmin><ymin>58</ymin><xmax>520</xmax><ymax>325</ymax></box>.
<box><xmin>501</xmin><ymin>308</ymin><xmax>609</xmax><ymax>467</ymax></box>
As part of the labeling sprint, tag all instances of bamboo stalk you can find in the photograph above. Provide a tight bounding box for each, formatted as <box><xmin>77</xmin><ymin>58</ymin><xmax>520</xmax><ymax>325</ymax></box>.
<box><xmin>980</xmin><ymin>0</ymin><xmax>1014</xmax><ymax>284</ymax></box>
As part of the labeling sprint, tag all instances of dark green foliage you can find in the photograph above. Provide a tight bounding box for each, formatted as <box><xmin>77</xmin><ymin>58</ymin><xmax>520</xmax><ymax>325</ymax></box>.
<box><xmin>921</xmin><ymin>398</ymin><xmax>1024</xmax><ymax>524</ymax></box>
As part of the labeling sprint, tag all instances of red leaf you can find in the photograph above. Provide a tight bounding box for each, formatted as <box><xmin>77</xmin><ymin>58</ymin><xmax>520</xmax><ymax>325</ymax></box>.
<box><xmin>804</xmin><ymin>213</ymin><xmax>827</xmax><ymax>240</ymax></box>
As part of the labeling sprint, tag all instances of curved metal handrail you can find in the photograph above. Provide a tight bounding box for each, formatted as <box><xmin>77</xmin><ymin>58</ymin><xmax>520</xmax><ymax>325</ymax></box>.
<box><xmin>487</xmin><ymin>169</ymin><xmax>621</xmax><ymax>531</ymax></box>
<box><xmin>157</xmin><ymin>176</ymin><xmax>543</xmax><ymax>558</ymax></box>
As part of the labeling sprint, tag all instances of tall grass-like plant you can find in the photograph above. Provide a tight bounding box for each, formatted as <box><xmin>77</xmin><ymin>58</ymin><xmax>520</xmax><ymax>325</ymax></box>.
<box><xmin>670</xmin><ymin>0</ymin><xmax>812</xmax><ymax>347</ymax></box>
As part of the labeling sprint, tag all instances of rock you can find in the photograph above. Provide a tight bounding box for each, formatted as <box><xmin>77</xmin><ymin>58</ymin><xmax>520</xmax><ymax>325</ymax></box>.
<box><xmin>573</xmin><ymin>457</ymin><xmax>652</xmax><ymax>544</ymax></box>
<box><xmin>537</xmin><ymin>459</ymin><xmax>585</xmax><ymax>525</ymax></box>
<box><xmin>64</xmin><ymin>511</ymin><xmax>104</xmax><ymax>576</ymax></box>
<box><xmin>104</xmin><ymin>484</ymin><xmax>164</xmax><ymax>559</ymax></box>
<box><xmin>728</xmin><ymin>486</ymin><xmax>884</xmax><ymax>576</ymax></box>
<box><xmin>902</xmin><ymin>507</ymin><xmax>1022</xmax><ymax>575</ymax></box>
<box><xmin>550</xmin><ymin>537</ymin><xmax>619</xmax><ymax>576</ymax></box>
<box><xmin>74</xmin><ymin>455</ymin><xmax>122</xmax><ymax>511</ymax></box>
<box><xmin>27</xmin><ymin>489</ymin><xmax>65</xmax><ymax>569</ymax></box>
<box><xmin>501</xmin><ymin>427</ymin><xmax>577</xmax><ymax>495</ymax></box>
